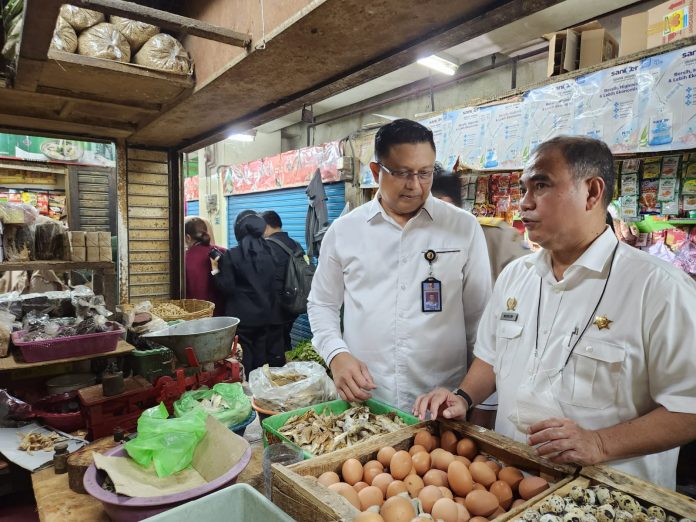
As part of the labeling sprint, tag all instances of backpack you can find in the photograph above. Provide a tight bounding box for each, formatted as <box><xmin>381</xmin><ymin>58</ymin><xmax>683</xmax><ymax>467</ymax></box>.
<box><xmin>266</xmin><ymin>237</ymin><xmax>315</xmax><ymax>315</ymax></box>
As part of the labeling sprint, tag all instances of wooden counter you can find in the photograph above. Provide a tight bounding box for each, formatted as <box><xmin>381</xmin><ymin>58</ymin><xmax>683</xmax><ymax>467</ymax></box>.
<box><xmin>0</xmin><ymin>340</ymin><xmax>134</xmax><ymax>373</ymax></box>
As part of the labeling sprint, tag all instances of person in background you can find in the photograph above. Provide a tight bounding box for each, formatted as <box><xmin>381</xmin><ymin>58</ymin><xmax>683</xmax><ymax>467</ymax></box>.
<box><xmin>415</xmin><ymin>136</ymin><xmax>696</xmax><ymax>489</ymax></box>
<box><xmin>431</xmin><ymin>173</ymin><xmax>528</xmax><ymax>282</ymax></box>
<box><xmin>212</xmin><ymin>210</ymin><xmax>285</xmax><ymax>373</ymax></box>
<box><xmin>262</xmin><ymin>210</ymin><xmax>305</xmax><ymax>353</ymax></box>
<box><xmin>185</xmin><ymin>215</ymin><xmax>217</xmax><ymax>248</ymax></box>
<box><xmin>183</xmin><ymin>217</ymin><xmax>225</xmax><ymax>316</ymax></box>
<box><xmin>308</xmin><ymin>118</ymin><xmax>492</xmax><ymax>411</ymax></box>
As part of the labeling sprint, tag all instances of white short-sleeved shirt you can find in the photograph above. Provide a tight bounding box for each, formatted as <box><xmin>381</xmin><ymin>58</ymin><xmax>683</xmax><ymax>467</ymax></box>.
<box><xmin>474</xmin><ymin>228</ymin><xmax>696</xmax><ymax>489</ymax></box>
<box><xmin>308</xmin><ymin>194</ymin><xmax>492</xmax><ymax>411</ymax></box>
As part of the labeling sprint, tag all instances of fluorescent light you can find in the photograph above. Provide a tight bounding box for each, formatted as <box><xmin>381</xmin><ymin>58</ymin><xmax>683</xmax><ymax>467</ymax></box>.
<box><xmin>226</xmin><ymin>132</ymin><xmax>255</xmax><ymax>142</ymax></box>
<box><xmin>417</xmin><ymin>54</ymin><xmax>458</xmax><ymax>76</ymax></box>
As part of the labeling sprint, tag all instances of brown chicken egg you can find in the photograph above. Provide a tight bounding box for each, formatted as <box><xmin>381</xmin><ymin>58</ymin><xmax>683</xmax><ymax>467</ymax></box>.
<box><xmin>354</xmin><ymin>481</ymin><xmax>369</xmax><ymax>492</ymax></box>
<box><xmin>469</xmin><ymin>462</ymin><xmax>496</xmax><ymax>488</ymax></box>
<box><xmin>409</xmin><ymin>444</ymin><xmax>427</xmax><ymax>456</ymax></box>
<box><xmin>364</xmin><ymin>466</ymin><xmax>384</xmax><ymax>485</ymax></box>
<box><xmin>318</xmin><ymin>471</ymin><xmax>340</xmax><ymax>487</ymax></box>
<box><xmin>404</xmin><ymin>474</ymin><xmax>425</xmax><ymax>497</ymax></box>
<box><xmin>517</xmin><ymin>476</ymin><xmax>549</xmax><ymax>500</ymax></box>
<box><xmin>390</xmin><ymin>451</ymin><xmax>413</xmax><ymax>480</ymax></box>
<box><xmin>439</xmin><ymin>486</ymin><xmax>454</xmax><ymax>499</ymax></box>
<box><xmin>511</xmin><ymin>499</ymin><xmax>526</xmax><ymax>508</ymax></box>
<box><xmin>464</xmin><ymin>490</ymin><xmax>499</xmax><ymax>517</ymax></box>
<box><xmin>484</xmin><ymin>460</ymin><xmax>500</xmax><ymax>476</ymax></box>
<box><xmin>456</xmin><ymin>438</ymin><xmax>478</xmax><ymax>459</ymax></box>
<box><xmin>489</xmin><ymin>480</ymin><xmax>513</xmax><ymax>509</ymax></box>
<box><xmin>491</xmin><ymin>507</ymin><xmax>506</xmax><ymax>518</ymax></box>
<box><xmin>423</xmin><ymin>469</ymin><xmax>449</xmax><ymax>488</ymax></box>
<box><xmin>411</xmin><ymin>451</ymin><xmax>431</xmax><ymax>476</ymax></box>
<box><xmin>372</xmin><ymin>473</ymin><xmax>395</xmax><ymax>496</ymax></box>
<box><xmin>432</xmin><ymin>449</ymin><xmax>456</xmax><ymax>472</ymax></box>
<box><xmin>387</xmin><ymin>480</ymin><xmax>409</xmax><ymax>498</ymax></box>
<box><xmin>448</xmin><ymin>460</ymin><xmax>474</xmax><ymax>498</ymax></box>
<box><xmin>469</xmin><ymin>517</ymin><xmax>490</xmax><ymax>522</ymax></box>
<box><xmin>328</xmin><ymin>482</ymin><xmax>361</xmax><ymax>509</ymax></box>
<box><xmin>432</xmin><ymin>497</ymin><xmax>460</xmax><ymax>522</ymax></box>
<box><xmin>473</xmin><ymin>455</ymin><xmax>487</xmax><ymax>463</ymax></box>
<box><xmin>472</xmin><ymin>483</ymin><xmax>486</xmax><ymax>491</ymax></box>
<box><xmin>365</xmin><ymin>459</ymin><xmax>384</xmax><ymax>472</ymax></box>
<box><xmin>432</xmin><ymin>435</ymin><xmax>441</xmax><ymax>449</ymax></box>
<box><xmin>497</xmin><ymin>467</ymin><xmax>524</xmax><ymax>493</ymax></box>
<box><xmin>342</xmin><ymin>458</ymin><xmax>364</xmax><ymax>486</ymax></box>
<box><xmin>454</xmin><ymin>456</ymin><xmax>472</xmax><ymax>466</ymax></box>
<box><xmin>378</xmin><ymin>447</ymin><xmax>397</xmax><ymax>468</ymax></box>
<box><xmin>440</xmin><ymin>430</ymin><xmax>459</xmax><ymax>453</ymax></box>
<box><xmin>418</xmin><ymin>484</ymin><xmax>444</xmax><ymax>513</ymax></box>
<box><xmin>457</xmin><ymin>503</ymin><xmax>472</xmax><ymax>522</ymax></box>
<box><xmin>359</xmin><ymin>485</ymin><xmax>385</xmax><ymax>510</ymax></box>
<box><xmin>414</xmin><ymin>431</ymin><xmax>435</xmax><ymax>452</ymax></box>
<box><xmin>355</xmin><ymin>513</ymin><xmax>385</xmax><ymax>522</ymax></box>
<box><xmin>380</xmin><ymin>495</ymin><xmax>416</xmax><ymax>522</ymax></box>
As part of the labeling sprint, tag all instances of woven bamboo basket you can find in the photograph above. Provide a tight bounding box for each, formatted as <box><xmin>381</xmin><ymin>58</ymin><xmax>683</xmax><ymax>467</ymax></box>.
<box><xmin>121</xmin><ymin>299</ymin><xmax>215</xmax><ymax>322</ymax></box>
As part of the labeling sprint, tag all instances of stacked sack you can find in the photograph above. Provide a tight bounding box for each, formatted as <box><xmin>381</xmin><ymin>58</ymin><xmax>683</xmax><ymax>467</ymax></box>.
<box><xmin>52</xmin><ymin>4</ymin><xmax>192</xmax><ymax>75</ymax></box>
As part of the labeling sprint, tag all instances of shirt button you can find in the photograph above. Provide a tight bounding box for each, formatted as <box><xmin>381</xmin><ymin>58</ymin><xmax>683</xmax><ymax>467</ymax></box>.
<box><xmin>585</xmin><ymin>346</ymin><xmax>593</xmax><ymax>352</ymax></box>
<box><xmin>401</xmin><ymin>284</ymin><xmax>406</xmax><ymax>290</ymax></box>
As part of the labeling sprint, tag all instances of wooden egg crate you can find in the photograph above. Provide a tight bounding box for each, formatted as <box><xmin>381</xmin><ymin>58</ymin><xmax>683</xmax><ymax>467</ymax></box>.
<box><xmin>271</xmin><ymin>419</ymin><xmax>579</xmax><ymax>522</ymax></box>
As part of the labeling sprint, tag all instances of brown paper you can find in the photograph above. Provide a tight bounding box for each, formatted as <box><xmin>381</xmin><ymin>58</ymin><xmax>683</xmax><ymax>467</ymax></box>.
<box><xmin>99</xmin><ymin>247</ymin><xmax>112</xmax><ymax>262</ymax></box>
<box><xmin>71</xmin><ymin>246</ymin><xmax>86</xmax><ymax>262</ymax></box>
<box><xmin>87</xmin><ymin>247</ymin><xmax>100</xmax><ymax>262</ymax></box>
<box><xmin>85</xmin><ymin>232</ymin><xmax>99</xmax><ymax>248</ymax></box>
<box><xmin>93</xmin><ymin>416</ymin><xmax>249</xmax><ymax>498</ymax></box>
<box><xmin>98</xmin><ymin>231</ymin><xmax>110</xmax><ymax>247</ymax></box>
<box><xmin>69</xmin><ymin>231</ymin><xmax>86</xmax><ymax>247</ymax></box>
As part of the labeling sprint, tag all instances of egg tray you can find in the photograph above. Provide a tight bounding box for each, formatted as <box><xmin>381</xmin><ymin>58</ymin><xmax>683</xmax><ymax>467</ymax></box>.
<box><xmin>271</xmin><ymin>419</ymin><xmax>578</xmax><ymax>522</ymax></box>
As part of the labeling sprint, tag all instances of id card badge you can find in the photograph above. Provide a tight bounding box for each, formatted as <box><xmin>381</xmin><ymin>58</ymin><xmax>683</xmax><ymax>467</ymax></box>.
<box><xmin>421</xmin><ymin>277</ymin><xmax>442</xmax><ymax>312</ymax></box>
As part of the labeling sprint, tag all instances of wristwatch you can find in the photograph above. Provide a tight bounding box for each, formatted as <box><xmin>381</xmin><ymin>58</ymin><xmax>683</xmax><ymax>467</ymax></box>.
<box><xmin>452</xmin><ymin>388</ymin><xmax>473</xmax><ymax>411</ymax></box>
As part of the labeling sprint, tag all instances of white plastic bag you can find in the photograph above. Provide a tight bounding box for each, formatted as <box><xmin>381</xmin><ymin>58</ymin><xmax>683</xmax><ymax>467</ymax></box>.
<box><xmin>249</xmin><ymin>361</ymin><xmax>338</xmax><ymax>412</ymax></box>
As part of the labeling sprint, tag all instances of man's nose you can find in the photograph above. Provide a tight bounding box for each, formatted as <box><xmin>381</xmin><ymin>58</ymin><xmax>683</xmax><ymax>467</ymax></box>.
<box><xmin>520</xmin><ymin>189</ymin><xmax>534</xmax><ymax>211</ymax></box>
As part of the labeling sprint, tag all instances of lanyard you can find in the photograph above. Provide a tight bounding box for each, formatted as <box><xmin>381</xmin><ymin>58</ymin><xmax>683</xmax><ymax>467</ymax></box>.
<box><xmin>533</xmin><ymin>241</ymin><xmax>620</xmax><ymax>376</ymax></box>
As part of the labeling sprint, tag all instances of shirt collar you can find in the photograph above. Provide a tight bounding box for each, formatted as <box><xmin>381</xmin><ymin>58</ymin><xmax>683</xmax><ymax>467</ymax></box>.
<box><xmin>524</xmin><ymin>227</ymin><xmax>618</xmax><ymax>278</ymax></box>
<box><xmin>366</xmin><ymin>193</ymin><xmax>435</xmax><ymax>223</ymax></box>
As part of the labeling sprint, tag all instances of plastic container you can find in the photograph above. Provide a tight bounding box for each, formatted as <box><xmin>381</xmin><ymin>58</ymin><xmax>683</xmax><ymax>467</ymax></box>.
<box><xmin>251</xmin><ymin>398</ymin><xmax>280</xmax><ymax>424</ymax></box>
<box><xmin>262</xmin><ymin>398</ymin><xmax>420</xmax><ymax>459</ymax></box>
<box><xmin>229</xmin><ymin>409</ymin><xmax>256</xmax><ymax>436</ymax></box>
<box><xmin>141</xmin><ymin>483</ymin><xmax>293</xmax><ymax>521</ymax></box>
<box><xmin>12</xmin><ymin>322</ymin><xmax>124</xmax><ymax>363</ymax></box>
<box><xmin>83</xmin><ymin>444</ymin><xmax>252</xmax><ymax>522</ymax></box>
<box><xmin>32</xmin><ymin>391</ymin><xmax>85</xmax><ymax>433</ymax></box>
<box><xmin>262</xmin><ymin>443</ymin><xmax>303</xmax><ymax>499</ymax></box>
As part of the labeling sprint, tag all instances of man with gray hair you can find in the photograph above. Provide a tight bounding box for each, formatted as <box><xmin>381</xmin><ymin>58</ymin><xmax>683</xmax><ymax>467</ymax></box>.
<box><xmin>415</xmin><ymin>136</ymin><xmax>696</xmax><ymax>489</ymax></box>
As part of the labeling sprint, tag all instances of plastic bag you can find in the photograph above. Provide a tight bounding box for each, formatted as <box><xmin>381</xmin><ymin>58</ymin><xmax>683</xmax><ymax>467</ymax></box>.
<box><xmin>21</xmin><ymin>290</ymin><xmax>74</xmax><ymax>318</ymax></box>
<box><xmin>110</xmin><ymin>15</ymin><xmax>159</xmax><ymax>51</ymax></box>
<box><xmin>134</xmin><ymin>33</ymin><xmax>191</xmax><ymax>75</ymax></box>
<box><xmin>50</xmin><ymin>16</ymin><xmax>78</xmax><ymax>54</ymax></box>
<box><xmin>0</xmin><ymin>389</ymin><xmax>33</xmax><ymax>427</ymax></box>
<box><xmin>122</xmin><ymin>300</ymin><xmax>167</xmax><ymax>334</ymax></box>
<box><xmin>0</xmin><ymin>311</ymin><xmax>16</xmax><ymax>357</ymax></box>
<box><xmin>173</xmin><ymin>383</ymin><xmax>251</xmax><ymax>427</ymax></box>
<box><xmin>124</xmin><ymin>403</ymin><xmax>207</xmax><ymax>477</ymax></box>
<box><xmin>60</xmin><ymin>4</ymin><xmax>105</xmax><ymax>31</ymax></box>
<box><xmin>78</xmin><ymin>23</ymin><xmax>130</xmax><ymax>63</ymax></box>
<box><xmin>248</xmin><ymin>361</ymin><xmax>338</xmax><ymax>412</ymax></box>
<box><xmin>34</xmin><ymin>217</ymin><xmax>67</xmax><ymax>260</ymax></box>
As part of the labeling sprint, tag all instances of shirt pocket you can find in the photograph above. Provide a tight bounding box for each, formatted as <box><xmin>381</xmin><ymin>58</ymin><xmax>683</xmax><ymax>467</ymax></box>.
<box><xmin>494</xmin><ymin>322</ymin><xmax>523</xmax><ymax>379</ymax></box>
<box><xmin>432</xmin><ymin>248</ymin><xmax>465</xmax><ymax>284</ymax></box>
<box><xmin>559</xmin><ymin>340</ymin><xmax>625</xmax><ymax>409</ymax></box>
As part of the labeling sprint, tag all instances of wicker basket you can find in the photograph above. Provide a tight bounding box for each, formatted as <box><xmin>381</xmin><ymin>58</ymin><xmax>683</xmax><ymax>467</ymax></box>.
<box><xmin>121</xmin><ymin>299</ymin><xmax>215</xmax><ymax>322</ymax></box>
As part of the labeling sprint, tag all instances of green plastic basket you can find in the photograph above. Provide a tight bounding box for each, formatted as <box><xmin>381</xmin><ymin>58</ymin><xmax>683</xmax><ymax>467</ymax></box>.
<box><xmin>261</xmin><ymin>398</ymin><xmax>419</xmax><ymax>459</ymax></box>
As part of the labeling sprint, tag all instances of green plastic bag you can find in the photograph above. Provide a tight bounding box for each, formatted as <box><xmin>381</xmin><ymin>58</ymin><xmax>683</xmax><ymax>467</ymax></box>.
<box><xmin>173</xmin><ymin>383</ymin><xmax>251</xmax><ymax>427</ymax></box>
<box><xmin>124</xmin><ymin>403</ymin><xmax>207</xmax><ymax>478</ymax></box>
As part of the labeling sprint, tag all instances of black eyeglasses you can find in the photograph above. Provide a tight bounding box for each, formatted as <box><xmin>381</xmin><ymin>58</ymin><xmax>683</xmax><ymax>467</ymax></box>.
<box><xmin>378</xmin><ymin>162</ymin><xmax>435</xmax><ymax>181</ymax></box>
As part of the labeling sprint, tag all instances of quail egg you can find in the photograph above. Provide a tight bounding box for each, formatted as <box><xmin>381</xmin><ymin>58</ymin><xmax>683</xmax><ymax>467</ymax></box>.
<box><xmin>667</xmin><ymin>516</ymin><xmax>678</xmax><ymax>522</ymax></box>
<box><xmin>634</xmin><ymin>512</ymin><xmax>651</xmax><ymax>522</ymax></box>
<box><xmin>541</xmin><ymin>495</ymin><xmax>566</xmax><ymax>515</ymax></box>
<box><xmin>593</xmin><ymin>487</ymin><xmax>612</xmax><ymax>506</ymax></box>
<box><xmin>596</xmin><ymin>504</ymin><xmax>616</xmax><ymax>522</ymax></box>
<box><xmin>618</xmin><ymin>495</ymin><xmax>641</xmax><ymax>515</ymax></box>
<box><xmin>581</xmin><ymin>504</ymin><xmax>598</xmax><ymax>515</ymax></box>
<box><xmin>582</xmin><ymin>489</ymin><xmax>597</xmax><ymax>506</ymax></box>
<box><xmin>610</xmin><ymin>491</ymin><xmax>623</xmax><ymax>504</ymax></box>
<box><xmin>647</xmin><ymin>507</ymin><xmax>666</xmax><ymax>521</ymax></box>
<box><xmin>615</xmin><ymin>510</ymin><xmax>633</xmax><ymax>522</ymax></box>
<box><xmin>540</xmin><ymin>515</ymin><xmax>563</xmax><ymax>522</ymax></box>
<box><xmin>564</xmin><ymin>508</ymin><xmax>587</xmax><ymax>522</ymax></box>
<box><xmin>581</xmin><ymin>514</ymin><xmax>598</xmax><ymax>522</ymax></box>
<box><xmin>650</xmin><ymin>518</ymin><xmax>664</xmax><ymax>522</ymax></box>
<box><xmin>523</xmin><ymin>509</ymin><xmax>542</xmax><ymax>522</ymax></box>
<box><xmin>565</xmin><ymin>499</ymin><xmax>580</xmax><ymax>511</ymax></box>
<box><xmin>570</xmin><ymin>486</ymin><xmax>587</xmax><ymax>504</ymax></box>
<box><xmin>678</xmin><ymin>519</ymin><xmax>695</xmax><ymax>522</ymax></box>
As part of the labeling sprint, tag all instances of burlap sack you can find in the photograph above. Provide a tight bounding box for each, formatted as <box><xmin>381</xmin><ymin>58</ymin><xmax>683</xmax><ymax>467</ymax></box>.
<box><xmin>110</xmin><ymin>15</ymin><xmax>159</xmax><ymax>51</ymax></box>
<box><xmin>59</xmin><ymin>4</ymin><xmax>105</xmax><ymax>32</ymax></box>
<box><xmin>78</xmin><ymin>22</ymin><xmax>130</xmax><ymax>63</ymax></box>
<box><xmin>134</xmin><ymin>33</ymin><xmax>191</xmax><ymax>75</ymax></box>
<box><xmin>50</xmin><ymin>16</ymin><xmax>78</xmax><ymax>53</ymax></box>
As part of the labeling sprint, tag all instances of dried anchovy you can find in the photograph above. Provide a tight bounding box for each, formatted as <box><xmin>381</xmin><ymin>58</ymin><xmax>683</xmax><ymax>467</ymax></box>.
<box><xmin>277</xmin><ymin>405</ymin><xmax>407</xmax><ymax>455</ymax></box>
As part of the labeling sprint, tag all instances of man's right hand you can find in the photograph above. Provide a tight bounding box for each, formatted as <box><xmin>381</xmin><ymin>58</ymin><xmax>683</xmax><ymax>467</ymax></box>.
<box><xmin>413</xmin><ymin>387</ymin><xmax>468</xmax><ymax>421</ymax></box>
<box><xmin>329</xmin><ymin>352</ymin><xmax>376</xmax><ymax>402</ymax></box>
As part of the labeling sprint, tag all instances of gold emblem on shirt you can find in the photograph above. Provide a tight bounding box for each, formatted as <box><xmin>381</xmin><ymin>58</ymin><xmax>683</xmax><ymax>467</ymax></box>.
<box><xmin>593</xmin><ymin>315</ymin><xmax>613</xmax><ymax>330</ymax></box>
<box><xmin>506</xmin><ymin>297</ymin><xmax>517</xmax><ymax>311</ymax></box>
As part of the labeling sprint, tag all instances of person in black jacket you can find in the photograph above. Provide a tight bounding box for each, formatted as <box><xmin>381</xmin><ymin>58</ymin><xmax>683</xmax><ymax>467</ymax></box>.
<box><xmin>262</xmin><ymin>210</ymin><xmax>305</xmax><ymax>352</ymax></box>
<box><xmin>212</xmin><ymin>210</ymin><xmax>285</xmax><ymax>373</ymax></box>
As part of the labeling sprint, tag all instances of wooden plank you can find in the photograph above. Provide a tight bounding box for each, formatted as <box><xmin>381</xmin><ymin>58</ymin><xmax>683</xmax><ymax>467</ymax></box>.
<box><xmin>128</xmin><ymin>195</ymin><xmax>169</xmax><ymax>207</ymax></box>
<box><xmin>127</xmin><ymin>160</ymin><xmax>169</xmax><ymax>174</ymax></box>
<box><xmin>129</xmin><ymin>240</ymin><xmax>169</xmax><ymax>251</ymax></box>
<box><xmin>129</xmin><ymin>251</ymin><xmax>170</xmax><ymax>262</ymax></box>
<box><xmin>507</xmin><ymin>477</ymin><xmax>591</xmax><ymax>521</ymax></box>
<box><xmin>0</xmin><ymin>113</ymin><xmax>132</xmax><ymax>140</ymax></box>
<box><xmin>128</xmin><ymin>149</ymin><xmax>168</xmax><ymax>162</ymax></box>
<box><xmin>72</xmin><ymin>0</ymin><xmax>252</xmax><ymax>47</ymax></box>
<box><xmin>31</xmin><ymin>467</ymin><xmax>109</xmax><ymax>522</ymax></box>
<box><xmin>128</xmin><ymin>206</ymin><xmax>169</xmax><ymax>219</ymax></box>
<box><xmin>128</xmin><ymin>183</ymin><xmax>169</xmax><ymax>196</ymax></box>
<box><xmin>0</xmin><ymin>340</ymin><xmax>133</xmax><ymax>371</ymax></box>
<box><xmin>127</xmin><ymin>218</ymin><xmax>169</xmax><ymax>229</ymax></box>
<box><xmin>127</xmin><ymin>172</ymin><xmax>169</xmax><ymax>185</ymax></box>
<box><xmin>130</xmin><ymin>273</ymin><xmax>170</xmax><ymax>285</ymax></box>
<box><xmin>0</xmin><ymin>260</ymin><xmax>113</xmax><ymax>273</ymax></box>
<box><xmin>128</xmin><ymin>229</ymin><xmax>170</xmax><ymax>241</ymax></box>
<box><xmin>129</xmin><ymin>284</ymin><xmax>170</xmax><ymax>297</ymax></box>
<box><xmin>129</xmin><ymin>262</ymin><xmax>169</xmax><ymax>273</ymax></box>
<box><xmin>36</xmin><ymin>85</ymin><xmax>161</xmax><ymax>114</ymax></box>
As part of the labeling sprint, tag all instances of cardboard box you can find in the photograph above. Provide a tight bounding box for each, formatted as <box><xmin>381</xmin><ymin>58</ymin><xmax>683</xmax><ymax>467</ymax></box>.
<box><xmin>620</xmin><ymin>11</ymin><xmax>649</xmax><ymax>56</ymax></box>
<box><xmin>86</xmin><ymin>246</ymin><xmax>100</xmax><ymax>262</ymax></box>
<box><xmin>69</xmin><ymin>231</ymin><xmax>86</xmax><ymax>247</ymax></box>
<box><xmin>545</xmin><ymin>21</ymin><xmax>611</xmax><ymax>77</ymax></box>
<box><xmin>85</xmin><ymin>232</ymin><xmax>99</xmax><ymax>248</ymax></box>
<box><xmin>647</xmin><ymin>0</ymin><xmax>696</xmax><ymax>48</ymax></box>
<box><xmin>99</xmin><ymin>247</ymin><xmax>112</xmax><ymax>262</ymax></box>
<box><xmin>580</xmin><ymin>28</ymin><xmax>618</xmax><ymax>69</ymax></box>
<box><xmin>71</xmin><ymin>246</ymin><xmax>86</xmax><ymax>262</ymax></box>
<box><xmin>97</xmin><ymin>231</ymin><xmax>110</xmax><ymax>248</ymax></box>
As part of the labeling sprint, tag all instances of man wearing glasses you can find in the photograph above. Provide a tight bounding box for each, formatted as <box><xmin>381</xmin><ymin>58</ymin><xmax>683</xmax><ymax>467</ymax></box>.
<box><xmin>308</xmin><ymin>119</ymin><xmax>492</xmax><ymax>412</ymax></box>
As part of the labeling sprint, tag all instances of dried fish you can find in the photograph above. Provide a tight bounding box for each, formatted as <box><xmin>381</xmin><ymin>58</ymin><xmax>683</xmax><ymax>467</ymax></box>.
<box><xmin>261</xmin><ymin>364</ymin><xmax>307</xmax><ymax>387</ymax></box>
<box><xmin>277</xmin><ymin>404</ymin><xmax>408</xmax><ymax>456</ymax></box>
<box><xmin>17</xmin><ymin>430</ymin><xmax>64</xmax><ymax>454</ymax></box>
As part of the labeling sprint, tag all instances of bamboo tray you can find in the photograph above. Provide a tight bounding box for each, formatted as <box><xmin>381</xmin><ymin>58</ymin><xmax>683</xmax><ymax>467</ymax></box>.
<box><xmin>271</xmin><ymin>420</ymin><xmax>579</xmax><ymax>522</ymax></box>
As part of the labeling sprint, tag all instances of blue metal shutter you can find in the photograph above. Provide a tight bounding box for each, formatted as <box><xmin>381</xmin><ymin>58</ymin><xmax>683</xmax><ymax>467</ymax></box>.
<box><xmin>185</xmin><ymin>200</ymin><xmax>199</xmax><ymax>216</ymax></box>
<box><xmin>226</xmin><ymin>183</ymin><xmax>345</xmax><ymax>345</ymax></box>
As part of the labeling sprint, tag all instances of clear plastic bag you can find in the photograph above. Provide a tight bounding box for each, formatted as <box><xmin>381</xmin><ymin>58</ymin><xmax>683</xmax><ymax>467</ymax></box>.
<box><xmin>248</xmin><ymin>362</ymin><xmax>338</xmax><ymax>412</ymax></box>
<box><xmin>173</xmin><ymin>383</ymin><xmax>251</xmax><ymax>427</ymax></box>
<box><xmin>50</xmin><ymin>16</ymin><xmax>78</xmax><ymax>54</ymax></box>
<box><xmin>134</xmin><ymin>33</ymin><xmax>191</xmax><ymax>75</ymax></box>
<box><xmin>124</xmin><ymin>403</ymin><xmax>207</xmax><ymax>477</ymax></box>
<box><xmin>0</xmin><ymin>311</ymin><xmax>16</xmax><ymax>357</ymax></box>
<box><xmin>77</xmin><ymin>22</ymin><xmax>130</xmax><ymax>63</ymax></box>
<box><xmin>0</xmin><ymin>389</ymin><xmax>33</xmax><ymax>427</ymax></box>
<box><xmin>122</xmin><ymin>300</ymin><xmax>167</xmax><ymax>334</ymax></box>
<box><xmin>34</xmin><ymin>216</ymin><xmax>67</xmax><ymax>260</ymax></box>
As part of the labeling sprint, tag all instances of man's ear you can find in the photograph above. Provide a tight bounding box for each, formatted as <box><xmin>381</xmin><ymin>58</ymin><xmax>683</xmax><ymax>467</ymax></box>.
<box><xmin>370</xmin><ymin>162</ymin><xmax>381</xmax><ymax>185</ymax></box>
<box><xmin>586</xmin><ymin>176</ymin><xmax>606</xmax><ymax>211</ymax></box>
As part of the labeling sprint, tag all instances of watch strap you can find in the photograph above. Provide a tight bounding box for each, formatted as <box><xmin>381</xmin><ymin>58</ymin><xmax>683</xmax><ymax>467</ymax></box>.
<box><xmin>453</xmin><ymin>388</ymin><xmax>473</xmax><ymax>410</ymax></box>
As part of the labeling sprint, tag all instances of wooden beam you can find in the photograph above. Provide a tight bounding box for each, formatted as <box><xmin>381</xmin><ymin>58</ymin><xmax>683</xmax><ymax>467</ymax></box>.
<box><xmin>36</xmin><ymin>86</ymin><xmax>162</xmax><ymax>114</ymax></box>
<box><xmin>0</xmin><ymin>114</ymin><xmax>133</xmax><ymax>139</ymax></box>
<box><xmin>71</xmin><ymin>0</ymin><xmax>252</xmax><ymax>48</ymax></box>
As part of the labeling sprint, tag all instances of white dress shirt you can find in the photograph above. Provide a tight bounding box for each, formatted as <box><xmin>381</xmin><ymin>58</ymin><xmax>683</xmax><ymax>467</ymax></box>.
<box><xmin>308</xmin><ymin>194</ymin><xmax>492</xmax><ymax>412</ymax></box>
<box><xmin>474</xmin><ymin>228</ymin><xmax>696</xmax><ymax>489</ymax></box>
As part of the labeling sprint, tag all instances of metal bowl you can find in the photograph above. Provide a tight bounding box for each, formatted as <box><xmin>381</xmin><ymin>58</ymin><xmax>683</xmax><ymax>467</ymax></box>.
<box><xmin>141</xmin><ymin>317</ymin><xmax>240</xmax><ymax>364</ymax></box>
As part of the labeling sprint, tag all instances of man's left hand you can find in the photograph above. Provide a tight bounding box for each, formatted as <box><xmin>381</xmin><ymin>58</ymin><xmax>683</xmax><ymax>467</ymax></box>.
<box><xmin>527</xmin><ymin>417</ymin><xmax>607</xmax><ymax>466</ymax></box>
